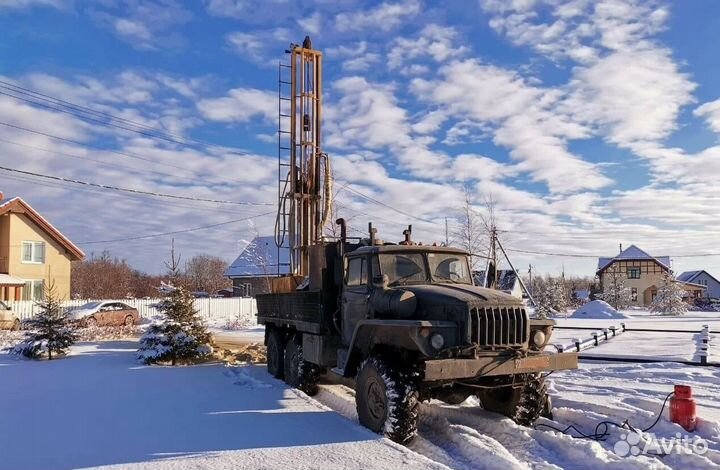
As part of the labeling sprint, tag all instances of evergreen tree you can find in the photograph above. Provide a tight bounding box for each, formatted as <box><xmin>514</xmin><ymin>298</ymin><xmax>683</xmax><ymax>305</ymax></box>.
<box><xmin>137</xmin><ymin>285</ymin><xmax>213</xmax><ymax>365</ymax></box>
<box><xmin>598</xmin><ymin>266</ymin><xmax>632</xmax><ymax>310</ymax></box>
<box><xmin>650</xmin><ymin>272</ymin><xmax>688</xmax><ymax>316</ymax></box>
<box><xmin>534</xmin><ymin>277</ymin><xmax>569</xmax><ymax>318</ymax></box>
<box><xmin>12</xmin><ymin>283</ymin><xmax>77</xmax><ymax>360</ymax></box>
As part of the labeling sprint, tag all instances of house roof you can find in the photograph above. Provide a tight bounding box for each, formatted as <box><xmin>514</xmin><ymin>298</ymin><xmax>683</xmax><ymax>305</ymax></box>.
<box><xmin>0</xmin><ymin>196</ymin><xmax>85</xmax><ymax>261</ymax></box>
<box><xmin>0</xmin><ymin>273</ymin><xmax>25</xmax><ymax>286</ymax></box>
<box><xmin>597</xmin><ymin>245</ymin><xmax>670</xmax><ymax>273</ymax></box>
<box><xmin>224</xmin><ymin>235</ymin><xmax>290</xmax><ymax>278</ymax></box>
<box><xmin>677</xmin><ymin>270</ymin><xmax>720</xmax><ymax>285</ymax></box>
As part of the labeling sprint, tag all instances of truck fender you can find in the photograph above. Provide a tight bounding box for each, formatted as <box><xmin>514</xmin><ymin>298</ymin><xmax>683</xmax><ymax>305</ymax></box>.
<box><xmin>341</xmin><ymin>319</ymin><xmax>456</xmax><ymax>377</ymax></box>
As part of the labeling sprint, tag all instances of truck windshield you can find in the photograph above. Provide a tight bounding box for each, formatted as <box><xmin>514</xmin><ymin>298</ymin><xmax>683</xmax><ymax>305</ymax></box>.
<box><xmin>427</xmin><ymin>252</ymin><xmax>473</xmax><ymax>284</ymax></box>
<box><xmin>379</xmin><ymin>253</ymin><xmax>428</xmax><ymax>286</ymax></box>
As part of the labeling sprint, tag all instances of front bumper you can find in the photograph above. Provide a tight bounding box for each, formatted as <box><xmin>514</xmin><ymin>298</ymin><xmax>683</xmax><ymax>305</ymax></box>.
<box><xmin>423</xmin><ymin>351</ymin><xmax>578</xmax><ymax>381</ymax></box>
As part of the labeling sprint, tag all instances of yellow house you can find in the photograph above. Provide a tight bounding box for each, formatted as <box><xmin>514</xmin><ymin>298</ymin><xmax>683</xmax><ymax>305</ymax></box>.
<box><xmin>597</xmin><ymin>245</ymin><xmax>705</xmax><ymax>307</ymax></box>
<box><xmin>0</xmin><ymin>194</ymin><xmax>84</xmax><ymax>301</ymax></box>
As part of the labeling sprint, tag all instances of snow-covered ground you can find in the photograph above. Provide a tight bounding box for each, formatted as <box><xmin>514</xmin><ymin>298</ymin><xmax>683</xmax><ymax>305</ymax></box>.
<box><xmin>0</xmin><ymin>342</ymin><xmax>445</xmax><ymax>470</ymax></box>
<box><xmin>552</xmin><ymin>309</ymin><xmax>719</xmax><ymax>362</ymax></box>
<box><xmin>2</xmin><ymin>307</ymin><xmax>719</xmax><ymax>470</ymax></box>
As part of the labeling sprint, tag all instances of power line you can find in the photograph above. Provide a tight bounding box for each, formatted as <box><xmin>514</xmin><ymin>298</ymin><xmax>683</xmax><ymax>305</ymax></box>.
<box><xmin>0</xmin><ymin>136</ymin><xmax>192</xmax><ymax>181</ymax></box>
<box><xmin>77</xmin><ymin>211</ymin><xmax>275</xmax><ymax>245</ymax></box>
<box><xmin>0</xmin><ymin>165</ymin><xmax>273</xmax><ymax>206</ymax></box>
<box><xmin>0</xmin><ymin>80</ymin><xmax>252</xmax><ymax>155</ymax></box>
<box><xmin>0</xmin><ymin>172</ymin><xmax>254</xmax><ymax>215</ymax></box>
<box><xmin>0</xmin><ymin>120</ymin><xmax>198</xmax><ymax>174</ymax></box>
<box><xmin>344</xmin><ymin>185</ymin><xmax>439</xmax><ymax>225</ymax></box>
<box><xmin>504</xmin><ymin>246</ymin><xmax>720</xmax><ymax>259</ymax></box>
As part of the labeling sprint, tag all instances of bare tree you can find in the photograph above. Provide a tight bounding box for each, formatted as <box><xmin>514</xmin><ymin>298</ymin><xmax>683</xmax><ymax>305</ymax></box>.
<box><xmin>452</xmin><ymin>187</ymin><xmax>487</xmax><ymax>270</ymax></box>
<box><xmin>184</xmin><ymin>254</ymin><xmax>231</xmax><ymax>294</ymax></box>
<box><xmin>71</xmin><ymin>250</ymin><xmax>136</xmax><ymax>299</ymax></box>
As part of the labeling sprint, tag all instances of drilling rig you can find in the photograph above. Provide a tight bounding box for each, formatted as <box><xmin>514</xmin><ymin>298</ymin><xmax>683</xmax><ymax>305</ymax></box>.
<box><xmin>257</xmin><ymin>37</ymin><xmax>578</xmax><ymax>445</ymax></box>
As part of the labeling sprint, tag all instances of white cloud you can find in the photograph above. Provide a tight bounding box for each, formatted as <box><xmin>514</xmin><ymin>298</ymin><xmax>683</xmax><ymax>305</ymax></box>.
<box><xmin>326</xmin><ymin>41</ymin><xmax>380</xmax><ymax>71</ymax></box>
<box><xmin>694</xmin><ymin>98</ymin><xmax>720</xmax><ymax>133</ymax></box>
<box><xmin>90</xmin><ymin>0</ymin><xmax>192</xmax><ymax>50</ymax></box>
<box><xmin>0</xmin><ymin>0</ymin><xmax>66</xmax><ymax>9</ymax></box>
<box><xmin>297</xmin><ymin>11</ymin><xmax>321</xmax><ymax>34</ymax></box>
<box><xmin>411</xmin><ymin>59</ymin><xmax>609</xmax><ymax>193</ymax></box>
<box><xmin>564</xmin><ymin>48</ymin><xmax>695</xmax><ymax>147</ymax></box>
<box><xmin>388</xmin><ymin>24</ymin><xmax>468</xmax><ymax>70</ymax></box>
<box><xmin>334</xmin><ymin>0</ymin><xmax>421</xmax><ymax>33</ymax></box>
<box><xmin>197</xmin><ymin>88</ymin><xmax>276</xmax><ymax>123</ymax></box>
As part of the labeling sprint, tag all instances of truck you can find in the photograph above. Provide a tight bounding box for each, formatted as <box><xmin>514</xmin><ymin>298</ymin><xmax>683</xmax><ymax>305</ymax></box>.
<box><xmin>256</xmin><ymin>36</ymin><xmax>578</xmax><ymax>444</ymax></box>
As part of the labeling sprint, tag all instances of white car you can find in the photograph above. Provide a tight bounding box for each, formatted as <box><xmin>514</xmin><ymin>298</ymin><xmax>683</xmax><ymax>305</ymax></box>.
<box><xmin>0</xmin><ymin>300</ymin><xmax>20</xmax><ymax>330</ymax></box>
<box><xmin>67</xmin><ymin>301</ymin><xmax>140</xmax><ymax>327</ymax></box>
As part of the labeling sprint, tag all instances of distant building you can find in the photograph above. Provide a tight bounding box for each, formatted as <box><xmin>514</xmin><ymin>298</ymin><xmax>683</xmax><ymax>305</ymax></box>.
<box><xmin>0</xmin><ymin>194</ymin><xmax>85</xmax><ymax>301</ymax></box>
<box><xmin>596</xmin><ymin>245</ymin><xmax>704</xmax><ymax>307</ymax></box>
<box><xmin>224</xmin><ymin>236</ymin><xmax>289</xmax><ymax>297</ymax></box>
<box><xmin>676</xmin><ymin>271</ymin><xmax>720</xmax><ymax>299</ymax></box>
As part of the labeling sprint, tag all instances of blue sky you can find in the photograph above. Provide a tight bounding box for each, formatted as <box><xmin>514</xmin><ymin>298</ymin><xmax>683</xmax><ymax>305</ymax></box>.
<box><xmin>1</xmin><ymin>0</ymin><xmax>720</xmax><ymax>278</ymax></box>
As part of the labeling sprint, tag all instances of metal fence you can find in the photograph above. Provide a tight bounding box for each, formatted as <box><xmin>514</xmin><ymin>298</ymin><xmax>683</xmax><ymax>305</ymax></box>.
<box><xmin>7</xmin><ymin>297</ymin><xmax>259</xmax><ymax>323</ymax></box>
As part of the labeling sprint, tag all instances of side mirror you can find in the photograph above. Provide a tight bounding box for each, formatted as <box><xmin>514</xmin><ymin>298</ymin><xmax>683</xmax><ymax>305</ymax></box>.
<box><xmin>373</xmin><ymin>274</ymin><xmax>389</xmax><ymax>288</ymax></box>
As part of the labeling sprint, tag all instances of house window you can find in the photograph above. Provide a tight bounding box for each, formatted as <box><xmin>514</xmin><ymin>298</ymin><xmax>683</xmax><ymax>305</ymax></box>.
<box><xmin>699</xmin><ymin>279</ymin><xmax>708</xmax><ymax>286</ymax></box>
<box><xmin>627</xmin><ymin>267</ymin><xmax>641</xmax><ymax>279</ymax></box>
<box><xmin>631</xmin><ymin>288</ymin><xmax>638</xmax><ymax>302</ymax></box>
<box><xmin>21</xmin><ymin>241</ymin><xmax>46</xmax><ymax>264</ymax></box>
<box><xmin>22</xmin><ymin>280</ymin><xmax>45</xmax><ymax>301</ymax></box>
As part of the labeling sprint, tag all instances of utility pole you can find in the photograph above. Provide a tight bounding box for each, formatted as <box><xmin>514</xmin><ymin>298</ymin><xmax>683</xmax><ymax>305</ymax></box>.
<box><xmin>444</xmin><ymin>216</ymin><xmax>449</xmax><ymax>246</ymax></box>
<box><xmin>528</xmin><ymin>264</ymin><xmax>533</xmax><ymax>296</ymax></box>
<box><xmin>488</xmin><ymin>226</ymin><xmax>498</xmax><ymax>289</ymax></box>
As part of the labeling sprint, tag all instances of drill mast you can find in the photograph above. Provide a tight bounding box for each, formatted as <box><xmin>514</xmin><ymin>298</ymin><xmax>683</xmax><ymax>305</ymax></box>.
<box><xmin>276</xmin><ymin>36</ymin><xmax>331</xmax><ymax>277</ymax></box>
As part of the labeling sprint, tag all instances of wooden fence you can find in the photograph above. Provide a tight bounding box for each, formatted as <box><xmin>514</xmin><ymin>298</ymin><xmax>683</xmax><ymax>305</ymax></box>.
<box><xmin>7</xmin><ymin>297</ymin><xmax>259</xmax><ymax>323</ymax></box>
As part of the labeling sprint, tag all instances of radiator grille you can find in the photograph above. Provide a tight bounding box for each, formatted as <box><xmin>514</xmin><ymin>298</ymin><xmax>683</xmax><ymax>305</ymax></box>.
<box><xmin>470</xmin><ymin>306</ymin><xmax>528</xmax><ymax>347</ymax></box>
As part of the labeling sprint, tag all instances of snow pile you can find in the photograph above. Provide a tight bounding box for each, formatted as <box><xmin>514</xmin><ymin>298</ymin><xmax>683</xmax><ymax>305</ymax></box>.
<box><xmin>570</xmin><ymin>300</ymin><xmax>630</xmax><ymax>319</ymax></box>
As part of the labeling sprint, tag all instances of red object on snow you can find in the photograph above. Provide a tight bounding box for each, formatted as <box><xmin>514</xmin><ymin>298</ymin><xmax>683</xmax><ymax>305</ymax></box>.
<box><xmin>670</xmin><ymin>385</ymin><xmax>697</xmax><ymax>432</ymax></box>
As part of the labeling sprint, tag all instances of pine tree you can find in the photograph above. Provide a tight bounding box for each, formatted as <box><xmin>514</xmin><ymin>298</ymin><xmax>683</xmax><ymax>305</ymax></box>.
<box><xmin>534</xmin><ymin>277</ymin><xmax>569</xmax><ymax>318</ymax></box>
<box><xmin>598</xmin><ymin>266</ymin><xmax>632</xmax><ymax>310</ymax></box>
<box><xmin>137</xmin><ymin>285</ymin><xmax>213</xmax><ymax>365</ymax></box>
<box><xmin>12</xmin><ymin>283</ymin><xmax>77</xmax><ymax>360</ymax></box>
<box><xmin>650</xmin><ymin>272</ymin><xmax>688</xmax><ymax>316</ymax></box>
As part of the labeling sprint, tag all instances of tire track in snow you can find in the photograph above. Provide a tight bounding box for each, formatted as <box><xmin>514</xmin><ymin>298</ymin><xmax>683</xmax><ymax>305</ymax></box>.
<box><xmin>315</xmin><ymin>383</ymin><xmax>667</xmax><ymax>470</ymax></box>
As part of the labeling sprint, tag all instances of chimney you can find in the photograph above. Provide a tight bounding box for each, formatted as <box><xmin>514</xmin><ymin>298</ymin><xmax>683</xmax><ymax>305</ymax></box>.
<box><xmin>619</xmin><ymin>243</ymin><xmax>623</xmax><ymax>253</ymax></box>
<box><xmin>0</xmin><ymin>191</ymin><xmax>4</xmax><ymax>202</ymax></box>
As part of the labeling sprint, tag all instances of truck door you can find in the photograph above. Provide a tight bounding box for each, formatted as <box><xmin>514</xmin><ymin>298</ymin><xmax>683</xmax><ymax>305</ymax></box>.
<box><xmin>341</xmin><ymin>256</ymin><xmax>369</xmax><ymax>346</ymax></box>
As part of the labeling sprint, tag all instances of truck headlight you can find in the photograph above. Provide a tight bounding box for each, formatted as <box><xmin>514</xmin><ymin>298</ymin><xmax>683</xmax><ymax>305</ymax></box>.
<box><xmin>531</xmin><ymin>330</ymin><xmax>546</xmax><ymax>349</ymax></box>
<box><xmin>430</xmin><ymin>333</ymin><xmax>445</xmax><ymax>350</ymax></box>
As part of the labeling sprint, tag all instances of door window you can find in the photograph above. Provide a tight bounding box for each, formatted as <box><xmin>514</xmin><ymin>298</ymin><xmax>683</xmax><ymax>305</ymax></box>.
<box><xmin>346</xmin><ymin>257</ymin><xmax>367</xmax><ymax>286</ymax></box>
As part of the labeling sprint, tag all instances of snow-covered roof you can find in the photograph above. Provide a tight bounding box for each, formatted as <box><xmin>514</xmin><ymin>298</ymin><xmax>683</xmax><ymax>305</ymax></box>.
<box><xmin>596</xmin><ymin>245</ymin><xmax>670</xmax><ymax>273</ymax></box>
<box><xmin>0</xmin><ymin>273</ymin><xmax>25</xmax><ymax>286</ymax></box>
<box><xmin>224</xmin><ymin>235</ymin><xmax>290</xmax><ymax>278</ymax></box>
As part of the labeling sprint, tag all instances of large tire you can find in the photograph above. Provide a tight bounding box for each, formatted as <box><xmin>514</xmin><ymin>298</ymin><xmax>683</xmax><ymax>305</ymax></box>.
<box><xmin>266</xmin><ymin>327</ymin><xmax>286</xmax><ymax>379</ymax></box>
<box><xmin>284</xmin><ymin>333</ymin><xmax>321</xmax><ymax>396</ymax></box>
<box><xmin>355</xmin><ymin>356</ymin><xmax>419</xmax><ymax>445</ymax></box>
<box><xmin>478</xmin><ymin>374</ymin><xmax>551</xmax><ymax>426</ymax></box>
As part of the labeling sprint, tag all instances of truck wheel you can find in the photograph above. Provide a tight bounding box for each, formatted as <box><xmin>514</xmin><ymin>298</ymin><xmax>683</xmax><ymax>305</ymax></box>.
<box><xmin>355</xmin><ymin>356</ymin><xmax>419</xmax><ymax>445</ymax></box>
<box><xmin>266</xmin><ymin>327</ymin><xmax>286</xmax><ymax>380</ymax></box>
<box><xmin>284</xmin><ymin>333</ymin><xmax>321</xmax><ymax>396</ymax></box>
<box><xmin>478</xmin><ymin>374</ymin><xmax>550</xmax><ymax>426</ymax></box>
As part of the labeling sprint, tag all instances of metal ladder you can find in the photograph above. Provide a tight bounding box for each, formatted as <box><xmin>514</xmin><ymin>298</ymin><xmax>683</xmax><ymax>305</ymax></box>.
<box><xmin>275</xmin><ymin>59</ymin><xmax>293</xmax><ymax>276</ymax></box>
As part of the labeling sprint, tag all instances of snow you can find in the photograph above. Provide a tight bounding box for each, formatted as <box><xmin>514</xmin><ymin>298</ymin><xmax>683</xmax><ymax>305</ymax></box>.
<box><xmin>0</xmin><ymin>341</ymin><xmax>444</xmax><ymax>470</ymax></box>
<box><xmin>2</xmin><ymin>314</ymin><xmax>719</xmax><ymax>469</ymax></box>
<box><xmin>571</xmin><ymin>300</ymin><xmax>631</xmax><ymax>319</ymax></box>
